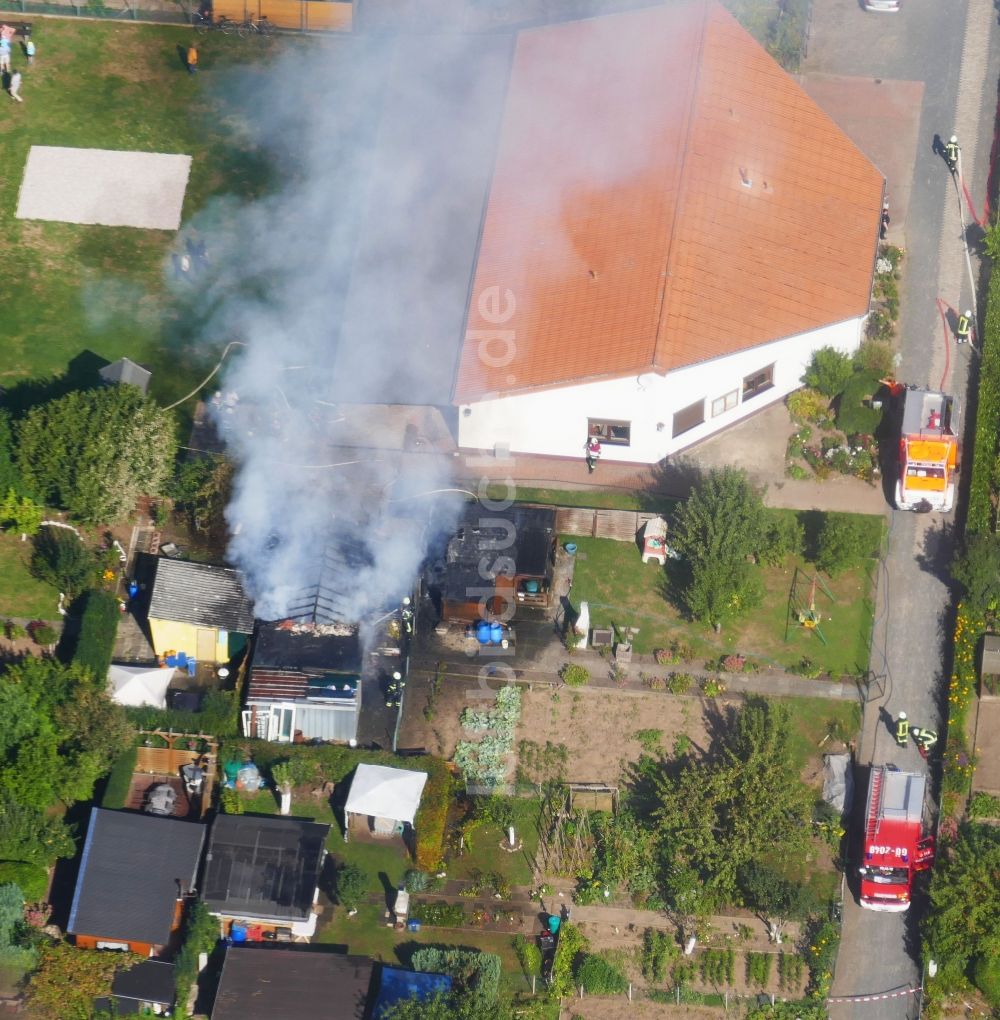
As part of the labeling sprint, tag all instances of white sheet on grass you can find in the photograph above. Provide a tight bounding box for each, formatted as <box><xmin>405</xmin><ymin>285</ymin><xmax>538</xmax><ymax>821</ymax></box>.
<box><xmin>16</xmin><ymin>146</ymin><xmax>192</xmax><ymax>230</ymax></box>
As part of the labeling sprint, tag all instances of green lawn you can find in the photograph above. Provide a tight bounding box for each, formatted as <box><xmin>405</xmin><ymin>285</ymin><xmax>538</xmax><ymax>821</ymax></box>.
<box><xmin>778</xmin><ymin>696</ymin><xmax>861</xmax><ymax>776</ymax></box>
<box><xmin>0</xmin><ymin>533</ymin><xmax>61</xmax><ymax>620</ymax></box>
<box><xmin>0</xmin><ymin>21</ymin><xmax>309</xmax><ymax>407</ymax></box>
<box><xmin>568</xmin><ymin>529</ymin><xmax>878</xmax><ymax>676</ymax></box>
<box><xmin>448</xmin><ymin>798</ymin><xmax>541</xmax><ymax>888</ymax></box>
<box><xmin>484</xmin><ymin>484</ymin><xmax>680</xmax><ymax>513</ymax></box>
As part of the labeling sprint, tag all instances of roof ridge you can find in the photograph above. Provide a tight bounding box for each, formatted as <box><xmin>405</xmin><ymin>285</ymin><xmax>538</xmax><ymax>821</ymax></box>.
<box><xmin>652</xmin><ymin>0</ymin><xmax>712</xmax><ymax>373</ymax></box>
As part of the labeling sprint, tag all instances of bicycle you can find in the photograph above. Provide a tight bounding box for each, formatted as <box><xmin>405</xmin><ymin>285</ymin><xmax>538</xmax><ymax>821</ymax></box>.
<box><xmin>192</xmin><ymin>12</ymin><xmax>239</xmax><ymax>34</ymax></box>
<box><xmin>237</xmin><ymin>14</ymin><xmax>275</xmax><ymax>37</ymax></box>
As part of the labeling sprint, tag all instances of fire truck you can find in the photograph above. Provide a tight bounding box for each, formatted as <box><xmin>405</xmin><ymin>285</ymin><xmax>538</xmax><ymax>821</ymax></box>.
<box><xmin>890</xmin><ymin>383</ymin><xmax>959</xmax><ymax>513</ymax></box>
<box><xmin>858</xmin><ymin>766</ymin><xmax>934</xmax><ymax>911</ymax></box>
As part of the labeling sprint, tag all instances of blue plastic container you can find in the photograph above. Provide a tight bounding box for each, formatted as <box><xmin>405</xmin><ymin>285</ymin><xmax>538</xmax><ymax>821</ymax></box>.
<box><xmin>230</xmin><ymin>922</ymin><xmax>247</xmax><ymax>943</ymax></box>
<box><xmin>407</xmin><ymin>919</ymin><xmax>421</xmax><ymax>932</ymax></box>
<box><xmin>490</xmin><ymin>623</ymin><xmax>504</xmax><ymax>644</ymax></box>
<box><xmin>564</xmin><ymin>543</ymin><xmax>578</xmax><ymax>555</ymax></box>
<box><xmin>524</xmin><ymin>580</ymin><xmax>540</xmax><ymax>594</ymax></box>
<box><xmin>476</xmin><ymin>621</ymin><xmax>491</xmax><ymax>644</ymax></box>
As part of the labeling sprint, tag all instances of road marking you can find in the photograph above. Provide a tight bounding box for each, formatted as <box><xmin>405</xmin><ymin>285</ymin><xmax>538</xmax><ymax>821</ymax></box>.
<box><xmin>828</xmin><ymin>985</ymin><xmax>920</xmax><ymax>1004</ymax></box>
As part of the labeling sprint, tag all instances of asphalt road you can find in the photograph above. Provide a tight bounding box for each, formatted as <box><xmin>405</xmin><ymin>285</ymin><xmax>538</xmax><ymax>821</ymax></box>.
<box><xmin>804</xmin><ymin>1</ymin><xmax>1000</xmax><ymax>1017</ymax></box>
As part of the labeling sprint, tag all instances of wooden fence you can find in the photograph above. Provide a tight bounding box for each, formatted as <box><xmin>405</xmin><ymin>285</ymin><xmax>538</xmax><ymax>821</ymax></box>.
<box><xmin>553</xmin><ymin>506</ymin><xmax>660</xmax><ymax>542</ymax></box>
<box><xmin>212</xmin><ymin>0</ymin><xmax>352</xmax><ymax>31</ymax></box>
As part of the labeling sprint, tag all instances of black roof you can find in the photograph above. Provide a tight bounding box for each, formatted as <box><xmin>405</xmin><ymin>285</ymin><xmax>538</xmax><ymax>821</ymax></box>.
<box><xmin>98</xmin><ymin>356</ymin><xmax>152</xmax><ymax>395</ymax></box>
<box><xmin>428</xmin><ymin>503</ymin><xmax>556</xmax><ymax>600</ymax></box>
<box><xmin>253</xmin><ymin>622</ymin><xmax>362</xmax><ymax>674</ymax></box>
<box><xmin>201</xmin><ymin>815</ymin><xmax>331</xmax><ymax>922</ymax></box>
<box><xmin>148</xmin><ymin>559</ymin><xmax>255</xmax><ymax>633</ymax></box>
<box><xmin>68</xmin><ymin>809</ymin><xmax>205</xmax><ymax>946</ymax></box>
<box><xmin>212</xmin><ymin>947</ymin><xmax>373</xmax><ymax>1020</ymax></box>
<box><xmin>111</xmin><ymin>960</ymin><xmax>175</xmax><ymax>1007</ymax></box>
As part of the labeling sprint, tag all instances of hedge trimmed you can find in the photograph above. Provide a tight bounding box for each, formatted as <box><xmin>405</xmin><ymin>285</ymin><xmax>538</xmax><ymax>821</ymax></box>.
<box><xmin>101</xmin><ymin>745</ymin><xmax>138</xmax><ymax>810</ymax></box>
<box><xmin>967</xmin><ymin>266</ymin><xmax>1000</xmax><ymax>533</ymax></box>
<box><xmin>124</xmin><ymin>689</ymin><xmax>240</xmax><ymax>737</ymax></box>
<box><xmin>72</xmin><ymin>590</ymin><xmax>120</xmax><ymax>681</ymax></box>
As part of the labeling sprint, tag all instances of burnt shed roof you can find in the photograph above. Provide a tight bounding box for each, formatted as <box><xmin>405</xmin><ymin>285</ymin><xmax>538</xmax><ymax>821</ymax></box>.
<box><xmin>253</xmin><ymin>622</ymin><xmax>362</xmax><ymax>673</ymax></box>
<box><xmin>148</xmin><ymin>559</ymin><xmax>255</xmax><ymax>633</ymax></box>
<box><xmin>429</xmin><ymin>503</ymin><xmax>556</xmax><ymax>600</ymax></box>
<box><xmin>201</xmin><ymin>815</ymin><xmax>330</xmax><ymax>922</ymax></box>
<box><xmin>68</xmin><ymin>809</ymin><xmax>205</xmax><ymax>946</ymax></box>
<box><xmin>211</xmin><ymin>947</ymin><xmax>373</xmax><ymax>1020</ymax></box>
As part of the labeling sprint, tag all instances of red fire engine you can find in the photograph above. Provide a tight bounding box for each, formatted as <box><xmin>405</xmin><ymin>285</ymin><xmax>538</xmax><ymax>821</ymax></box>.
<box><xmin>858</xmin><ymin>766</ymin><xmax>934</xmax><ymax>911</ymax></box>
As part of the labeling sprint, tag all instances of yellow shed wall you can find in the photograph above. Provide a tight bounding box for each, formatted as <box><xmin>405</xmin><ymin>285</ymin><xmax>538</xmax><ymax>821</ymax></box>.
<box><xmin>148</xmin><ymin>618</ymin><xmax>227</xmax><ymax>663</ymax></box>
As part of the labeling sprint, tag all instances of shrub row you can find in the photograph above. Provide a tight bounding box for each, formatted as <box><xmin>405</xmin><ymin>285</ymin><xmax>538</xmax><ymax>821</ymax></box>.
<box><xmin>100</xmin><ymin>745</ymin><xmax>139</xmax><ymax>810</ymax></box>
<box><xmin>967</xmin><ymin>262</ymin><xmax>1000</xmax><ymax>532</ymax></box>
<box><xmin>71</xmin><ymin>589</ymin><xmax>119</xmax><ymax>680</ymax></box>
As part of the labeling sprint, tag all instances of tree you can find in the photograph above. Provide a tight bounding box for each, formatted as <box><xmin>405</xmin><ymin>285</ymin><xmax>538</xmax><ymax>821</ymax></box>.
<box><xmin>0</xmin><ymin>796</ymin><xmax>75</xmax><ymax>865</ymax></box>
<box><xmin>802</xmin><ymin>346</ymin><xmax>854</xmax><ymax>397</ymax></box>
<box><xmin>334</xmin><ymin>864</ymin><xmax>368</xmax><ymax>910</ymax></box>
<box><xmin>0</xmin><ymin>489</ymin><xmax>43</xmax><ymax>538</ymax></box>
<box><xmin>381</xmin><ymin>993</ymin><xmax>526</xmax><ymax>1020</ymax></box>
<box><xmin>737</xmin><ymin>862</ymin><xmax>815</xmax><ymax>943</ymax></box>
<box><xmin>17</xmin><ymin>385</ymin><xmax>177</xmax><ymax>522</ymax></box>
<box><xmin>923</xmin><ymin>823</ymin><xmax>1000</xmax><ymax>983</ymax></box>
<box><xmin>815</xmin><ymin>513</ymin><xmax>878</xmax><ymax>576</ymax></box>
<box><xmin>28</xmin><ymin>942</ymin><xmax>140</xmax><ymax>1020</ymax></box>
<box><xmin>671</xmin><ymin>468</ymin><xmax>770</xmax><ymax>628</ymax></box>
<box><xmin>0</xmin><ymin>412</ymin><xmax>23</xmax><ymax>498</ymax></box>
<box><xmin>951</xmin><ymin>533</ymin><xmax>1000</xmax><ymax>612</ymax></box>
<box><xmin>653</xmin><ymin>699</ymin><xmax>811</xmax><ymax>905</ymax></box>
<box><xmin>170</xmin><ymin>455</ymin><xmax>233</xmax><ymax>542</ymax></box>
<box><xmin>30</xmin><ymin>527</ymin><xmax>94</xmax><ymax>598</ymax></box>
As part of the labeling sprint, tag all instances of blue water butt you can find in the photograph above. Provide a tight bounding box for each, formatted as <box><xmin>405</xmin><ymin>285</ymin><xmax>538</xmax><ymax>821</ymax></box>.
<box><xmin>230</xmin><ymin>922</ymin><xmax>247</xmax><ymax>943</ymax></box>
<box><xmin>476</xmin><ymin>621</ymin><xmax>491</xmax><ymax>644</ymax></box>
<box><xmin>490</xmin><ymin>623</ymin><xmax>504</xmax><ymax>644</ymax></box>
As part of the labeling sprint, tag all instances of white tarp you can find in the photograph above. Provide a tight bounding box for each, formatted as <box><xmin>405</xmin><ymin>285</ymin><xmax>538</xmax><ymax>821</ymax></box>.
<box><xmin>108</xmin><ymin>664</ymin><xmax>175</xmax><ymax>709</ymax></box>
<box><xmin>822</xmin><ymin>753</ymin><xmax>854</xmax><ymax>815</ymax></box>
<box><xmin>17</xmin><ymin>146</ymin><xmax>192</xmax><ymax>229</ymax></box>
<box><xmin>345</xmin><ymin>764</ymin><xmax>428</xmax><ymax>825</ymax></box>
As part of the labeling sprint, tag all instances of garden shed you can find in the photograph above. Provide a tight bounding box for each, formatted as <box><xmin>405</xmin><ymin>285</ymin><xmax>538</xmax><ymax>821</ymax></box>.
<box><xmin>344</xmin><ymin>764</ymin><xmax>427</xmax><ymax>840</ymax></box>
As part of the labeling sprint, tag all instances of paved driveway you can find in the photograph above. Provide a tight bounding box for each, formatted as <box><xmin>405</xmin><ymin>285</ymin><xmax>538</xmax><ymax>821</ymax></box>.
<box><xmin>801</xmin><ymin>0</ymin><xmax>1000</xmax><ymax>1016</ymax></box>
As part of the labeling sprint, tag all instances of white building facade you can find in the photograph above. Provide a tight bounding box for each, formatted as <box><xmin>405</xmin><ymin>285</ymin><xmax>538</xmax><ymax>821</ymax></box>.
<box><xmin>457</xmin><ymin>316</ymin><xmax>864</xmax><ymax>464</ymax></box>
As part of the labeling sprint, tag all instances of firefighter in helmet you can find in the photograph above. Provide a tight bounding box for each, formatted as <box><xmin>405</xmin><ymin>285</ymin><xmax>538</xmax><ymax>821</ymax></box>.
<box><xmin>895</xmin><ymin>711</ymin><xmax>909</xmax><ymax>748</ymax></box>
<box><xmin>945</xmin><ymin>135</ymin><xmax>960</xmax><ymax>173</ymax></box>
<box><xmin>957</xmin><ymin>310</ymin><xmax>971</xmax><ymax>345</ymax></box>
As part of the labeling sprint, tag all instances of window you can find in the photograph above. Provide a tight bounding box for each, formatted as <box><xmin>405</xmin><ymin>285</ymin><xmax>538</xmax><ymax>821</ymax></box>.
<box><xmin>742</xmin><ymin>364</ymin><xmax>774</xmax><ymax>401</ymax></box>
<box><xmin>711</xmin><ymin>390</ymin><xmax>739</xmax><ymax>417</ymax></box>
<box><xmin>672</xmin><ymin>399</ymin><xmax>705</xmax><ymax>438</ymax></box>
<box><xmin>588</xmin><ymin>418</ymin><xmax>631</xmax><ymax>446</ymax></box>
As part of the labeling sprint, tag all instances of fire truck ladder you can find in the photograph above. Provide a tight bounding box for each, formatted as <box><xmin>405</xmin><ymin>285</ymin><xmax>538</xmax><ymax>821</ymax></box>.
<box><xmin>865</xmin><ymin>767</ymin><xmax>884</xmax><ymax>843</ymax></box>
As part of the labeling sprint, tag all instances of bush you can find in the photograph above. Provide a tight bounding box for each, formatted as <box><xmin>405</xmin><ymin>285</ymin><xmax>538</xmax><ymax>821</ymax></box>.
<box><xmin>786</xmin><ymin>389</ymin><xmax>830</xmax><ymax>425</ymax></box>
<box><xmin>575</xmin><ymin>953</ymin><xmax>628</xmax><ymax>994</ymax></box>
<box><xmin>854</xmin><ymin>340</ymin><xmax>895</xmax><ymax>377</ymax></box>
<box><xmin>219</xmin><ymin>788</ymin><xmax>244</xmax><ymax>814</ymax></box>
<box><xmin>973</xmin><ymin>955</ymin><xmax>1000</xmax><ymax>1007</ymax></box>
<box><xmin>550</xmin><ymin>923</ymin><xmax>587</xmax><ymax>997</ymax></box>
<box><xmin>513</xmin><ymin>934</ymin><xmax>542</xmax><ymax>976</ymax></box>
<box><xmin>802</xmin><ymin>347</ymin><xmax>853</xmax><ymax>397</ymax></box>
<box><xmin>816</xmin><ymin>513</ymin><xmax>879</xmax><ymax>576</ymax></box>
<box><xmin>30</xmin><ymin>528</ymin><xmax>94</xmax><ymax>598</ymax></box>
<box><xmin>29</xmin><ymin>623</ymin><xmax>57</xmax><ymax>647</ymax></box>
<box><xmin>560</xmin><ymin>664</ymin><xmax>590</xmax><ymax>687</ymax></box>
<box><xmin>411</xmin><ymin>947</ymin><xmax>500</xmax><ymax>1002</ymax></box>
<box><xmin>101</xmin><ymin>745</ymin><xmax>138</xmax><ymax>810</ymax></box>
<box><xmin>835</xmin><ymin>372</ymin><xmax>882</xmax><ymax>435</ymax></box>
<box><xmin>760</xmin><ymin>512</ymin><xmax>804</xmax><ymax>566</ymax></box>
<box><xmin>668</xmin><ymin>672</ymin><xmax>694</xmax><ymax>695</ymax></box>
<box><xmin>0</xmin><ymin>863</ymin><xmax>47</xmax><ymax>903</ymax></box>
<box><xmin>404</xmin><ymin>869</ymin><xmax>429</xmax><ymax>893</ymax></box>
<box><xmin>72</xmin><ymin>589</ymin><xmax>120</xmax><ymax>681</ymax></box>
<box><xmin>968</xmin><ymin>791</ymin><xmax>1000</xmax><ymax>819</ymax></box>
<box><xmin>414</xmin><ymin>758</ymin><xmax>453</xmax><ymax>870</ymax></box>
<box><xmin>968</xmin><ymin>262</ymin><xmax>1000</xmax><ymax>531</ymax></box>
<box><xmin>174</xmin><ymin>901</ymin><xmax>218</xmax><ymax>1010</ymax></box>
<box><xmin>3</xmin><ymin>621</ymin><xmax>26</xmax><ymax>641</ymax></box>
<box><xmin>334</xmin><ymin>864</ymin><xmax>368</xmax><ymax>910</ymax></box>
<box><xmin>124</xmin><ymin>688</ymin><xmax>241</xmax><ymax>738</ymax></box>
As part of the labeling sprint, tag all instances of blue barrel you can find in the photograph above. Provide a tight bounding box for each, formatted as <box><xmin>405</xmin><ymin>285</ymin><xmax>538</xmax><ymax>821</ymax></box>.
<box><xmin>407</xmin><ymin>919</ymin><xmax>421</xmax><ymax>932</ymax></box>
<box><xmin>128</xmin><ymin>581</ymin><xmax>139</xmax><ymax>599</ymax></box>
<box><xmin>476</xmin><ymin>621</ymin><xmax>491</xmax><ymax>644</ymax></box>
<box><xmin>230</xmin><ymin>922</ymin><xmax>247</xmax><ymax>943</ymax></box>
<box><xmin>490</xmin><ymin>623</ymin><xmax>504</xmax><ymax>644</ymax></box>
<box><xmin>524</xmin><ymin>580</ymin><xmax>539</xmax><ymax>594</ymax></box>
<box><xmin>548</xmin><ymin>915</ymin><xmax>561</xmax><ymax>935</ymax></box>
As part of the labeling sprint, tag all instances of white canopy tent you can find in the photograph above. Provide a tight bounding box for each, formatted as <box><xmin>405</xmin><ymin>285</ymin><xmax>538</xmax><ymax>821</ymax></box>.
<box><xmin>107</xmin><ymin>664</ymin><xmax>176</xmax><ymax>709</ymax></box>
<box><xmin>344</xmin><ymin>764</ymin><xmax>428</xmax><ymax>840</ymax></box>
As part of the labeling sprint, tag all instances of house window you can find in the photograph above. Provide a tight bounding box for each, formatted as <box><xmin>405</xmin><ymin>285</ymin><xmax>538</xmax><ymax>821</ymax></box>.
<box><xmin>588</xmin><ymin>418</ymin><xmax>631</xmax><ymax>446</ymax></box>
<box><xmin>711</xmin><ymin>390</ymin><xmax>739</xmax><ymax>417</ymax></box>
<box><xmin>742</xmin><ymin>364</ymin><xmax>774</xmax><ymax>401</ymax></box>
<box><xmin>672</xmin><ymin>399</ymin><xmax>705</xmax><ymax>438</ymax></box>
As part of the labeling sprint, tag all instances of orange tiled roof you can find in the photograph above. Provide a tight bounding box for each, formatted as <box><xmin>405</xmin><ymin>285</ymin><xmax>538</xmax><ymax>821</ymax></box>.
<box><xmin>454</xmin><ymin>0</ymin><xmax>885</xmax><ymax>402</ymax></box>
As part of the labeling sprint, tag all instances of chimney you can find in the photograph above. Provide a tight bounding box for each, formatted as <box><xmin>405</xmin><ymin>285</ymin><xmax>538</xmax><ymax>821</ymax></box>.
<box><xmin>738</xmin><ymin>167</ymin><xmax>752</xmax><ymax>189</ymax></box>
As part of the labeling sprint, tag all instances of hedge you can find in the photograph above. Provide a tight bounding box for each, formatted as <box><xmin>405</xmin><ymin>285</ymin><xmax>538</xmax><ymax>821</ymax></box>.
<box><xmin>216</xmin><ymin>740</ymin><xmax>453</xmax><ymax>867</ymax></box>
<box><xmin>125</xmin><ymin>689</ymin><xmax>240</xmax><ymax>738</ymax></box>
<box><xmin>967</xmin><ymin>264</ymin><xmax>1000</xmax><ymax>533</ymax></box>
<box><xmin>101</xmin><ymin>745</ymin><xmax>139</xmax><ymax>810</ymax></box>
<box><xmin>0</xmin><ymin>862</ymin><xmax>48</xmax><ymax>902</ymax></box>
<box><xmin>411</xmin><ymin>947</ymin><xmax>501</xmax><ymax>1003</ymax></box>
<box><xmin>72</xmin><ymin>590</ymin><xmax>120</xmax><ymax>681</ymax></box>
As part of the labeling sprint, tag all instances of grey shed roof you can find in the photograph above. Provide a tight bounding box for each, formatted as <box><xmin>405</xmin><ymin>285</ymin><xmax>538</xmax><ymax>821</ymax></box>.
<box><xmin>212</xmin><ymin>947</ymin><xmax>372</xmax><ymax>1020</ymax></box>
<box><xmin>99</xmin><ymin>357</ymin><xmax>152</xmax><ymax>395</ymax></box>
<box><xmin>201</xmin><ymin>815</ymin><xmax>331</xmax><ymax>922</ymax></box>
<box><xmin>149</xmin><ymin>559</ymin><xmax>255</xmax><ymax>633</ymax></box>
<box><xmin>68</xmin><ymin>809</ymin><xmax>205</xmax><ymax>946</ymax></box>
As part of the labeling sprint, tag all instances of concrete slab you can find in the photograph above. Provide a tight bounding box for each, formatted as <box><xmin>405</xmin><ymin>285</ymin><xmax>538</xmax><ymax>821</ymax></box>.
<box><xmin>797</xmin><ymin>75</ymin><xmax>924</xmax><ymax>246</ymax></box>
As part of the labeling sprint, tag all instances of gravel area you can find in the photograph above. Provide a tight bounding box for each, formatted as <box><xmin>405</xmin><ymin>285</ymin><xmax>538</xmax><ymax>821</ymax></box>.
<box><xmin>16</xmin><ymin>146</ymin><xmax>191</xmax><ymax>230</ymax></box>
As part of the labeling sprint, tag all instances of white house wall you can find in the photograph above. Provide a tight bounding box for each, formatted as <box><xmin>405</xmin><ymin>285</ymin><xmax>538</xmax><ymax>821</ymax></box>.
<box><xmin>457</xmin><ymin>317</ymin><xmax>864</xmax><ymax>464</ymax></box>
